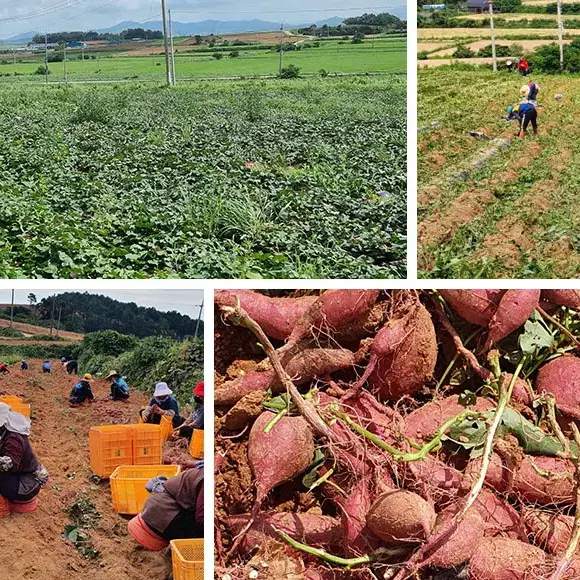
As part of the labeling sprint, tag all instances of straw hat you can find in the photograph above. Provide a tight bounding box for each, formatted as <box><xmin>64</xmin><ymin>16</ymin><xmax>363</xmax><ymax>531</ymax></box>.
<box><xmin>83</xmin><ymin>373</ymin><xmax>93</xmax><ymax>381</ymax></box>
<box><xmin>106</xmin><ymin>370</ymin><xmax>119</xmax><ymax>379</ymax></box>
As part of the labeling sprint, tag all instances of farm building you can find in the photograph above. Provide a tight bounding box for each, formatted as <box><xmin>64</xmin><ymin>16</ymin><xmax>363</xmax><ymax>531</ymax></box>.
<box><xmin>27</xmin><ymin>42</ymin><xmax>59</xmax><ymax>51</ymax></box>
<box><xmin>464</xmin><ymin>0</ymin><xmax>498</xmax><ymax>12</ymax></box>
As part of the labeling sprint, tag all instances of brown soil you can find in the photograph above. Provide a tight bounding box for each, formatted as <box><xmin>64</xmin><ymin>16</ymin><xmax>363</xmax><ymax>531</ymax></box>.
<box><xmin>0</xmin><ymin>319</ymin><xmax>83</xmax><ymax>341</ymax></box>
<box><xmin>0</xmin><ymin>361</ymin><xmax>173</xmax><ymax>580</ymax></box>
<box><xmin>418</xmin><ymin>188</ymin><xmax>496</xmax><ymax>247</ymax></box>
<box><xmin>0</xmin><ymin>339</ymin><xmax>77</xmax><ymax>346</ymax></box>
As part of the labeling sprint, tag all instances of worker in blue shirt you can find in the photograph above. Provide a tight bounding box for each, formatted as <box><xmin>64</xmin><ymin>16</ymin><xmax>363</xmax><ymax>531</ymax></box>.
<box><xmin>106</xmin><ymin>370</ymin><xmax>130</xmax><ymax>401</ymax></box>
<box><xmin>140</xmin><ymin>382</ymin><xmax>183</xmax><ymax>428</ymax></box>
<box><xmin>42</xmin><ymin>361</ymin><xmax>51</xmax><ymax>373</ymax></box>
<box><xmin>506</xmin><ymin>102</ymin><xmax>538</xmax><ymax>139</ymax></box>
<box><xmin>69</xmin><ymin>374</ymin><xmax>95</xmax><ymax>407</ymax></box>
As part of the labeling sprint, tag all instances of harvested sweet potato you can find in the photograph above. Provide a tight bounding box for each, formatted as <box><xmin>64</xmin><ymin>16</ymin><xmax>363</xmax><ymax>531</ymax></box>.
<box><xmin>541</xmin><ymin>290</ymin><xmax>580</xmax><ymax>311</ymax></box>
<box><xmin>440</xmin><ymin>289</ymin><xmax>503</xmax><ymax>326</ymax></box>
<box><xmin>367</xmin><ymin>489</ymin><xmax>436</xmax><ymax>545</ymax></box>
<box><xmin>535</xmin><ymin>355</ymin><xmax>580</xmax><ymax>417</ymax></box>
<box><xmin>523</xmin><ymin>508</ymin><xmax>573</xmax><ymax>554</ymax></box>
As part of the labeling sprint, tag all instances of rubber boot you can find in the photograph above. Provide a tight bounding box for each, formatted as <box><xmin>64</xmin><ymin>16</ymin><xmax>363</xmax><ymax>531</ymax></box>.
<box><xmin>0</xmin><ymin>494</ymin><xmax>10</xmax><ymax>517</ymax></box>
<box><xmin>518</xmin><ymin>131</ymin><xmax>526</xmax><ymax>139</ymax></box>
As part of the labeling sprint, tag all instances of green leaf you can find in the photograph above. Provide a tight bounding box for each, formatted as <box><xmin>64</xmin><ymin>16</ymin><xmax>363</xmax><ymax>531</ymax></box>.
<box><xmin>519</xmin><ymin>319</ymin><xmax>555</xmax><ymax>355</ymax></box>
<box><xmin>302</xmin><ymin>449</ymin><xmax>326</xmax><ymax>489</ymax></box>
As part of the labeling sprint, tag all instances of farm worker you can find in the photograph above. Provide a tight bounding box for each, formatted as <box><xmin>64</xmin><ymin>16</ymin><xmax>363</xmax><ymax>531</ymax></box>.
<box><xmin>140</xmin><ymin>382</ymin><xmax>184</xmax><ymax>428</ymax></box>
<box><xmin>20</xmin><ymin>361</ymin><xmax>28</xmax><ymax>371</ymax></box>
<box><xmin>177</xmin><ymin>381</ymin><xmax>204</xmax><ymax>441</ymax></box>
<box><xmin>0</xmin><ymin>363</ymin><xmax>9</xmax><ymax>374</ymax></box>
<box><xmin>42</xmin><ymin>361</ymin><xmax>51</xmax><ymax>373</ymax></box>
<box><xmin>128</xmin><ymin>466</ymin><xmax>204</xmax><ymax>549</ymax></box>
<box><xmin>506</xmin><ymin>60</ymin><xmax>514</xmax><ymax>72</ymax></box>
<box><xmin>69</xmin><ymin>374</ymin><xmax>95</xmax><ymax>407</ymax></box>
<box><xmin>506</xmin><ymin>102</ymin><xmax>538</xmax><ymax>139</ymax></box>
<box><xmin>65</xmin><ymin>360</ymin><xmax>78</xmax><ymax>375</ymax></box>
<box><xmin>106</xmin><ymin>370</ymin><xmax>130</xmax><ymax>401</ymax></box>
<box><xmin>0</xmin><ymin>403</ymin><xmax>49</xmax><ymax>514</ymax></box>
<box><xmin>517</xmin><ymin>56</ymin><xmax>530</xmax><ymax>76</ymax></box>
<box><xmin>60</xmin><ymin>357</ymin><xmax>66</xmax><ymax>364</ymax></box>
<box><xmin>520</xmin><ymin>82</ymin><xmax>540</xmax><ymax>105</ymax></box>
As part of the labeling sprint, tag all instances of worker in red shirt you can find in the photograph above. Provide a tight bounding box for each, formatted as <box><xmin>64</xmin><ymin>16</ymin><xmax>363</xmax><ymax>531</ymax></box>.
<box><xmin>0</xmin><ymin>363</ymin><xmax>9</xmax><ymax>374</ymax></box>
<box><xmin>517</xmin><ymin>56</ymin><xmax>530</xmax><ymax>76</ymax></box>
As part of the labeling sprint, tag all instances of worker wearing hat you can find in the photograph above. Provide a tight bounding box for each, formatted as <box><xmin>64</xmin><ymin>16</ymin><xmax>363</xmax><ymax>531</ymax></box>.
<box><xmin>178</xmin><ymin>381</ymin><xmax>204</xmax><ymax>441</ymax></box>
<box><xmin>69</xmin><ymin>374</ymin><xmax>95</xmax><ymax>407</ymax></box>
<box><xmin>106</xmin><ymin>370</ymin><xmax>130</xmax><ymax>401</ymax></box>
<box><xmin>140</xmin><ymin>382</ymin><xmax>183</xmax><ymax>428</ymax></box>
<box><xmin>506</xmin><ymin>101</ymin><xmax>538</xmax><ymax>139</ymax></box>
<box><xmin>0</xmin><ymin>403</ymin><xmax>48</xmax><ymax>515</ymax></box>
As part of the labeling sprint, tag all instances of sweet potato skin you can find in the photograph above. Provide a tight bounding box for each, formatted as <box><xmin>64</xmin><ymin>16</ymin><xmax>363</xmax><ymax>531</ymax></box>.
<box><xmin>523</xmin><ymin>508</ymin><xmax>573</xmax><ymax>554</ymax></box>
<box><xmin>215</xmin><ymin>289</ymin><xmax>317</xmax><ymax>340</ymax></box>
<box><xmin>484</xmin><ymin>289</ymin><xmax>540</xmax><ymax>350</ymax></box>
<box><xmin>367</xmin><ymin>489</ymin><xmax>436</xmax><ymax>545</ymax></box>
<box><xmin>535</xmin><ymin>355</ymin><xmax>580</xmax><ymax>411</ymax></box>
<box><xmin>248</xmin><ymin>412</ymin><xmax>315</xmax><ymax>503</ymax></box>
<box><xmin>367</xmin><ymin>302</ymin><xmax>438</xmax><ymax>401</ymax></box>
<box><xmin>440</xmin><ymin>289</ymin><xmax>503</xmax><ymax>326</ymax></box>
<box><xmin>541</xmin><ymin>290</ymin><xmax>580</xmax><ymax>311</ymax></box>
<box><xmin>469</xmin><ymin>537</ymin><xmax>549</xmax><ymax>580</ymax></box>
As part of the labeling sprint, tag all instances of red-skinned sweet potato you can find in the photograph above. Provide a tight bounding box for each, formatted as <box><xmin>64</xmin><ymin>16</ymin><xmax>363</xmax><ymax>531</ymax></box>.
<box><xmin>523</xmin><ymin>508</ymin><xmax>573</xmax><ymax>554</ymax></box>
<box><xmin>541</xmin><ymin>290</ymin><xmax>580</xmax><ymax>311</ymax></box>
<box><xmin>226</xmin><ymin>512</ymin><xmax>342</xmax><ymax>554</ymax></box>
<box><xmin>248</xmin><ymin>412</ymin><xmax>315</xmax><ymax>505</ymax></box>
<box><xmin>215</xmin><ymin>346</ymin><xmax>356</xmax><ymax>405</ymax></box>
<box><xmin>469</xmin><ymin>537</ymin><xmax>549</xmax><ymax>580</ymax></box>
<box><xmin>364</xmin><ymin>301</ymin><xmax>438</xmax><ymax>401</ymax></box>
<box><xmin>403</xmin><ymin>394</ymin><xmax>495</xmax><ymax>443</ymax></box>
<box><xmin>215</xmin><ymin>290</ymin><xmax>317</xmax><ymax>340</ymax></box>
<box><xmin>440</xmin><ymin>289</ymin><xmax>504</xmax><ymax>326</ymax></box>
<box><xmin>535</xmin><ymin>355</ymin><xmax>580</xmax><ymax>417</ymax></box>
<box><xmin>483</xmin><ymin>289</ymin><xmax>540</xmax><ymax>350</ymax></box>
<box><xmin>514</xmin><ymin>456</ymin><xmax>575</xmax><ymax>506</ymax></box>
<box><xmin>367</xmin><ymin>489</ymin><xmax>436</xmax><ymax>545</ymax></box>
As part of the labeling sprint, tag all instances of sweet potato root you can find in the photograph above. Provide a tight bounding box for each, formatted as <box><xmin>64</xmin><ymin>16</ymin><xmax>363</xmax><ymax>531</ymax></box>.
<box><xmin>215</xmin><ymin>290</ymin><xmax>317</xmax><ymax>340</ymax></box>
<box><xmin>469</xmin><ymin>537</ymin><xmax>549</xmax><ymax>580</ymax></box>
<box><xmin>523</xmin><ymin>508</ymin><xmax>573</xmax><ymax>554</ymax></box>
<box><xmin>535</xmin><ymin>355</ymin><xmax>580</xmax><ymax>416</ymax></box>
<box><xmin>248</xmin><ymin>412</ymin><xmax>315</xmax><ymax>505</ymax></box>
<box><xmin>541</xmin><ymin>290</ymin><xmax>580</xmax><ymax>311</ymax></box>
<box><xmin>367</xmin><ymin>489</ymin><xmax>436</xmax><ymax>545</ymax></box>
<box><xmin>440</xmin><ymin>289</ymin><xmax>503</xmax><ymax>326</ymax></box>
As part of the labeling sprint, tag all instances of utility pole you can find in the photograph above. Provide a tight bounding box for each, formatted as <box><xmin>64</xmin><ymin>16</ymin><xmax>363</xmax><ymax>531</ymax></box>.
<box><xmin>56</xmin><ymin>305</ymin><xmax>63</xmax><ymax>337</ymax></box>
<box><xmin>488</xmin><ymin>0</ymin><xmax>497</xmax><ymax>72</ymax></box>
<box><xmin>9</xmin><ymin>290</ymin><xmax>14</xmax><ymax>328</ymax></box>
<box><xmin>169</xmin><ymin>8</ymin><xmax>176</xmax><ymax>85</ymax></box>
<box><xmin>49</xmin><ymin>296</ymin><xmax>56</xmax><ymax>336</ymax></box>
<box><xmin>12</xmin><ymin>48</ymin><xmax>16</xmax><ymax>75</ymax></box>
<box><xmin>194</xmin><ymin>299</ymin><xmax>204</xmax><ymax>338</ymax></box>
<box><xmin>63</xmin><ymin>43</ymin><xmax>68</xmax><ymax>83</ymax></box>
<box><xmin>279</xmin><ymin>22</ymin><xmax>284</xmax><ymax>75</ymax></box>
<box><xmin>161</xmin><ymin>0</ymin><xmax>172</xmax><ymax>86</ymax></box>
<box><xmin>45</xmin><ymin>31</ymin><xmax>49</xmax><ymax>84</ymax></box>
<box><xmin>557</xmin><ymin>0</ymin><xmax>564</xmax><ymax>70</ymax></box>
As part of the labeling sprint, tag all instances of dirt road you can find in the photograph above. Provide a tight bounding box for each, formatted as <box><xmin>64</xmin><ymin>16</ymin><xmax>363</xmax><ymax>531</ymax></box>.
<box><xmin>0</xmin><ymin>361</ymin><xmax>171</xmax><ymax>580</ymax></box>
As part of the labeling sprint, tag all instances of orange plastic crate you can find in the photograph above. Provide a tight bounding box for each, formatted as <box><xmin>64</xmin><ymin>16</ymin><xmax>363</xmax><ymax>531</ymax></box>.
<box><xmin>8</xmin><ymin>403</ymin><xmax>31</xmax><ymax>418</ymax></box>
<box><xmin>170</xmin><ymin>539</ymin><xmax>204</xmax><ymax>580</ymax></box>
<box><xmin>132</xmin><ymin>424</ymin><xmax>162</xmax><ymax>465</ymax></box>
<box><xmin>110</xmin><ymin>464</ymin><xmax>181</xmax><ymax>515</ymax></box>
<box><xmin>89</xmin><ymin>425</ymin><xmax>134</xmax><ymax>478</ymax></box>
<box><xmin>189</xmin><ymin>430</ymin><xmax>204</xmax><ymax>460</ymax></box>
<box><xmin>0</xmin><ymin>395</ymin><xmax>23</xmax><ymax>406</ymax></box>
<box><xmin>160</xmin><ymin>415</ymin><xmax>173</xmax><ymax>442</ymax></box>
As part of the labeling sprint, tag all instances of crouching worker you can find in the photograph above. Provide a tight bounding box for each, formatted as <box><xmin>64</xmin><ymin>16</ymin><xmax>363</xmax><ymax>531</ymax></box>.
<box><xmin>140</xmin><ymin>382</ymin><xmax>184</xmax><ymax>428</ymax></box>
<box><xmin>42</xmin><ymin>361</ymin><xmax>51</xmax><ymax>373</ymax></box>
<box><xmin>128</xmin><ymin>466</ymin><xmax>204</xmax><ymax>550</ymax></box>
<box><xmin>507</xmin><ymin>102</ymin><xmax>538</xmax><ymax>139</ymax></box>
<box><xmin>178</xmin><ymin>381</ymin><xmax>204</xmax><ymax>441</ymax></box>
<box><xmin>65</xmin><ymin>360</ymin><xmax>78</xmax><ymax>375</ymax></box>
<box><xmin>106</xmin><ymin>370</ymin><xmax>130</xmax><ymax>401</ymax></box>
<box><xmin>69</xmin><ymin>374</ymin><xmax>95</xmax><ymax>407</ymax></box>
<box><xmin>0</xmin><ymin>403</ymin><xmax>48</xmax><ymax>516</ymax></box>
<box><xmin>20</xmin><ymin>361</ymin><xmax>28</xmax><ymax>371</ymax></box>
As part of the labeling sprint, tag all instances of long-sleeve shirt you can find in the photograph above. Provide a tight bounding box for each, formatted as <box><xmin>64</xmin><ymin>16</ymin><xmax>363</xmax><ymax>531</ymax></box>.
<box><xmin>70</xmin><ymin>381</ymin><xmax>94</xmax><ymax>403</ymax></box>
<box><xmin>142</xmin><ymin>396</ymin><xmax>180</xmax><ymax>423</ymax></box>
<box><xmin>0</xmin><ymin>432</ymin><xmax>39</xmax><ymax>474</ymax></box>
<box><xmin>113</xmin><ymin>377</ymin><xmax>129</xmax><ymax>394</ymax></box>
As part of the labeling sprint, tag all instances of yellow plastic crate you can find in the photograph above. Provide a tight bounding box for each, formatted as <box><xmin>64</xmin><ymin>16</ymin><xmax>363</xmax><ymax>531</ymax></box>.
<box><xmin>110</xmin><ymin>464</ymin><xmax>181</xmax><ymax>515</ymax></box>
<box><xmin>132</xmin><ymin>424</ymin><xmax>162</xmax><ymax>465</ymax></box>
<box><xmin>189</xmin><ymin>430</ymin><xmax>204</xmax><ymax>460</ymax></box>
<box><xmin>89</xmin><ymin>425</ymin><xmax>134</xmax><ymax>478</ymax></box>
<box><xmin>170</xmin><ymin>539</ymin><xmax>204</xmax><ymax>580</ymax></box>
<box><xmin>8</xmin><ymin>403</ymin><xmax>31</xmax><ymax>418</ymax></box>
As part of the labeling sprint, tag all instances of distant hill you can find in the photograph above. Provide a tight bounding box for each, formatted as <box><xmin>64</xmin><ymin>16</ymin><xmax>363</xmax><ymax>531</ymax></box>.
<box><xmin>0</xmin><ymin>293</ymin><xmax>203</xmax><ymax>340</ymax></box>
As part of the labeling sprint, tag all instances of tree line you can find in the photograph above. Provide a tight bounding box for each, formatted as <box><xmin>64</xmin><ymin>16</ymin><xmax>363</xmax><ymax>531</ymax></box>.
<box><xmin>31</xmin><ymin>28</ymin><xmax>163</xmax><ymax>44</ymax></box>
<box><xmin>297</xmin><ymin>12</ymin><xmax>406</xmax><ymax>36</ymax></box>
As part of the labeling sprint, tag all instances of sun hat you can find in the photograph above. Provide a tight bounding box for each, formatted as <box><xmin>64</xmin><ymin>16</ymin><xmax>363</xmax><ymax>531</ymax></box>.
<box><xmin>83</xmin><ymin>373</ymin><xmax>93</xmax><ymax>381</ymax></box>
<box><xmin>153</xmin><ymin>382</ymin><xmax>172</xmax><ymax>398</ymax></box>
<box><xmin>193</xmin><ymin>381</ymin><xmax>204</xmax><ymax>397</ymax></box>
<box><xmin>106</xmin><ymin>370</ymin><xmax>119</xmax><ymax>379</ymax></box>
<box><xmin>0</xmin><ymin>402</ymin><xmax>31</xmax><ymax>436</ymax></box>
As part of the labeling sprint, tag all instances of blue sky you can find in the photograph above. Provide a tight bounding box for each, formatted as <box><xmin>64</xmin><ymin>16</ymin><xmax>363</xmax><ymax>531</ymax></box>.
<box><xmin>0</xmin><ymin>290</ymin><xmax>204</xmax><ymax>319</ymax></box>
<box><xmin>0</xmin><ymin>0</ymin><xmax>407</xmax><ymax>37</ymax></box>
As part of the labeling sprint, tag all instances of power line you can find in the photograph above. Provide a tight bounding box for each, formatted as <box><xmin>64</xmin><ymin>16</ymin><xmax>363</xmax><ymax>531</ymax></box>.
<box><xmin>0</xmin><ymin>0</ymin><xmax>89</xmax><ymax>24</ymax></box>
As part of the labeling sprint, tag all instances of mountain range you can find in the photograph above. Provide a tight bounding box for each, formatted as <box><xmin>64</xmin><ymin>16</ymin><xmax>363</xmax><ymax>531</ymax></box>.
<box><xmin>0</xmin><ymin>16</ymin><xmax>351</xmax><ymax>44</ymax></box>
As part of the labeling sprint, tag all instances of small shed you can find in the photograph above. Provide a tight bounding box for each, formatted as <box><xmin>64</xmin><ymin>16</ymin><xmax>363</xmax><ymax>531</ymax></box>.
<box><xmin>465</xmin><ymin>0</ymin><xmax>498</xmax><ymax>13</ymax></box>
